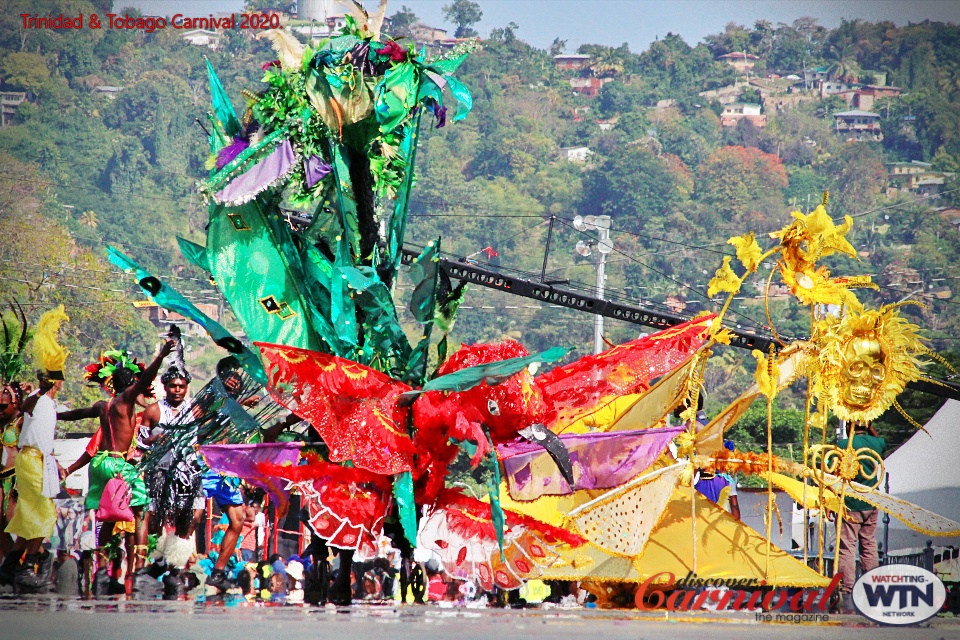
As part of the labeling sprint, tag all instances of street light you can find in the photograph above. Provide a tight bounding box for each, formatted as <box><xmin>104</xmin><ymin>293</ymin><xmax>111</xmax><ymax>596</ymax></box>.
<box><xmin>573</xmin><ymin>215</ymin><xmax>612</xmax><ymax>354</ymax></box>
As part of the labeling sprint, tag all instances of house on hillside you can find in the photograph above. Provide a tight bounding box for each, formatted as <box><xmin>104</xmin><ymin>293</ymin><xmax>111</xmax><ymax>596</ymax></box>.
<box><xmin>181</xmin><ymin>29</ymin><xmax>220</xmax><ymax>49</ymax></box>
<box><xmin>437</xmin><ymin>37</ymin><xmax>475</xmax><ymax>49</ymax></box>
<box><xmin>720</xmin><ymin>103</ymin><xmax>766</xmax><ymax>128</ymax></box>
<box><xmin>833</xmin><ymin>110</ymin><xmax>882</xmax><ymax>141</ymax></box>
<box><xmin>863</xmin><ymin>84</ymin><xmax>902</xmax><ymax>99</ymax></box>
<box><xmin>558</xmin><ymin>146</ymin><xmax>593</xmax><ymax>163</ymax></box>
<box><xmin>935</xmin><ymin>206</ymin><xmax>960</xmax><ymax>230</ymax></box>
<box><xmin>820</xmin><ymin>80</ymin><xmax>854</xmax><ymax>96</ymax></box>
<box><xmin>569</xmin><ymin>77</ymin><xmax>603</xmax><ymax>97</ymax></box>
<box><xmin>0</xmin><ymin>91</ymin><xmax>27</xmax><ymax>127</ymax></box>
<box><xmin>806</xmin><ymin>65</ymin><xmax>830</xmax><ymax>84</ymax></box>
<box><xmin>553</xmin><ymin>54</ymin><xmax>591</xmax><ymax>72</ymax></box>
<box><xmin>409</xmin><ymin>23</ymin><xmax>447</xmax><ymax>43</ymax></box>
<box><xmin>717</xmin><ymin>52</ymin><xmax>760</xmax><ymax>72</ymax></box>
<box><xmin>93</xmin><ymin>86</ymin><xmax>124</xmax><ymax>99</ymax></box>
<box><xmin>887</xmin><ymin>161</ymin><xmax>954</xmax><ymax>197</ymax></box>
<box><xmin>137</xmin><ymin>302</ymin><xmax>221</xmax><ymax>336</ymax></box>
<box><xmin>835</xmin><ymin>85</ymin><xmax>903</xmax><ymax>111</ymax></box>
<box><xmin>835</xmin><ymin>89</ymin><xmax>875</xmax><ymax>111</ymax></box>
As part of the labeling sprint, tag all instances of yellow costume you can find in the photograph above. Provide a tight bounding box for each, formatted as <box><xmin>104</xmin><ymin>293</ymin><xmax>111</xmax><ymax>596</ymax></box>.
<box><xmin>5</xmin><ymin>447</ymin><xmax>56</xmax><ymax>540</ymax></box>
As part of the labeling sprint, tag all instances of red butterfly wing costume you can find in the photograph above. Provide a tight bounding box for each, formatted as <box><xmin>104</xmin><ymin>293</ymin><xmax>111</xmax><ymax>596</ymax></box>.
<box><xmin>536</xmin><ymin>315</ymin><xmax>715</xmax><ymax>432</ymax></box>
<box><xmin>256</xmin><ymin>455</ymin><xmax>391</xmax><ymax>559</ymax></box>
<box><xmin>257</xmin><ymin>343</ymin><xmax>415</xmax><ymax>475</ymax></box>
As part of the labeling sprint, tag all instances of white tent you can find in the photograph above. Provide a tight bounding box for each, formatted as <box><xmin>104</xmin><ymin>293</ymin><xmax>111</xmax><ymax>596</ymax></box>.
<box><xmin>882</xmin><ymin>399</ymin><xmax>960</xmax><ymax>552</ymax></box>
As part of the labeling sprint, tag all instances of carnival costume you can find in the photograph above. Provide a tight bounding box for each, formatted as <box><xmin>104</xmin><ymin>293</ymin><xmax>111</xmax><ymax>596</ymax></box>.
<box><xmin>5</xmin><ymin>306</ymin><xmax>68</xmax><ymax>542</ymax></box>
<box><xmin>144</xmin><ymin>352</ymin><xmax>208</xmax><ymax>530</ymax></box>
<box><xmin>82</xmin><ymin>350</ymin><xmax>152</xmax><ymax>512</ymax></box>
<box><xmin>99</xmin><ymin>12</ymin><xmax>960</xmax><ymax>600</ymax></box>
<box><xmin>1</xmin><ymin>302</ymin><xmax>31</xmax><ymax>518</ymax></box>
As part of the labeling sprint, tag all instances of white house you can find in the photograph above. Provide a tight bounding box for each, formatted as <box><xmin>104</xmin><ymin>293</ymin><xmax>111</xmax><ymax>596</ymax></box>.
<box><xmin>559</xmin><ymin>146</ymin><xmax>593</xmax><ymax>163</ymax></box>
<box><xmin>181</xmin><ymin>29</ymin><xmax>220</xmax><ymax>49</ymax></box>
<box><xmin>720</xmin><ymin>103</ymin><xmax>766</xmax><ymax>128</ymax></box>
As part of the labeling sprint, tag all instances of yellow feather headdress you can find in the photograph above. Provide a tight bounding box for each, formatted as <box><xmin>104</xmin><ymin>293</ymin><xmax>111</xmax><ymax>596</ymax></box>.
<box><xmin>32</xmin><ymin>305</ymin><xmax>69</xmax><ymax>378</ymax></box>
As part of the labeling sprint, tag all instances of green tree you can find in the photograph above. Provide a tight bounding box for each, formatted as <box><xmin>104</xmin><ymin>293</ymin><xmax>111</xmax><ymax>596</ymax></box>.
<box><xmin>582</xmin><ymin>146</ymin><xmax>692</xmax><ymax>228</ymax></box>
<box><xmin>0</xmin><ymin>153</ymin><xmax>156</xmax><ymax>414</ymax></box>
<box><xmin>489</xmin><ymin>22</ymin><xmax>520</xmax><ymax>45</ymax></box>
<box><xmin>821</xmin><ymin>144</ymin><xmax>886</xmax><ymax>217</ymax></box>
<box><xmin>724</xmin><ymin>403</ymin><xmax>805</xmax><ymax>448</ymax></box>
<box><xmin>815</xmin><ymin>95</ymin><xmax>848</xmax><ymax>119</ymax></box>
<box><xmin>442</xmin><ymin>0</ymin><xmax>482</xmax><ymax>38</ymax></box>
<box><xmin>386</xmin><ymin>5</ymin><xmax>419</xmax><ymax>39</ymax></box>
<box><xmin>0</xmin><ymin>52</ymin><xmax>49</xmax><ymax>92</ymax></box>
<box><xmin>785</xmin><ymin>166</ymin><xmax>828</xmax><ymax>210</ymax></box>
<box><xmin>705</xmin><ymin>22</ymin><xmax>752</xmax><ymax>56</ymax></box>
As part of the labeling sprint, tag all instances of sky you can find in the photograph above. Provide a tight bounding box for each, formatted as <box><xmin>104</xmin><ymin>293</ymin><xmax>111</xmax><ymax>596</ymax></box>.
<box><xmin>122</xmin><ymin>0</ymin><xmax>960</xmax><ymax>52</ymax></box>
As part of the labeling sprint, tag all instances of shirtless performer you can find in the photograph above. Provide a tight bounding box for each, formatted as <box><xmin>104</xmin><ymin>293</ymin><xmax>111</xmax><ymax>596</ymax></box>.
<box><xmin>82</xmin><ymin>340</ymin><xmax>174</xmax><ymax>591</ymax></box>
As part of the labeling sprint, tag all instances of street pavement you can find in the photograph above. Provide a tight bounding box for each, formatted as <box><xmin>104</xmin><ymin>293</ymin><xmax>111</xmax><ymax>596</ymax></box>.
<box><xmin>1</xmin><ymin>600</ymin><xmax>959</xmax><ymax>640</ymax></box>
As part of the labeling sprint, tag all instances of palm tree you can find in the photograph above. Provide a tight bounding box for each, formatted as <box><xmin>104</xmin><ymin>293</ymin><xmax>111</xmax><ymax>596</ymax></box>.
<box><xmin>80</xmin><ymin>210</ymin><xmax>99</xmax><ymax>228</ymax></box>
<box><xmin>588</xmin><ymin>48</ymin><xmax>625</xmax><ymax>78</ymax></box>
<box><xmin>824</xmin><ymin>41</ymin><xmax>860</xmax><ymax>83</ymax></box>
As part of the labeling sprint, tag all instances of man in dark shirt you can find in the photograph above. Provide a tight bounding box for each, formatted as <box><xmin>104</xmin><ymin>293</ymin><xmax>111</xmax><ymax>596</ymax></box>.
<box><xmin>836</xmin><ymin>421</ymin><xmax>885</xmax><ymax>611</ymax></box>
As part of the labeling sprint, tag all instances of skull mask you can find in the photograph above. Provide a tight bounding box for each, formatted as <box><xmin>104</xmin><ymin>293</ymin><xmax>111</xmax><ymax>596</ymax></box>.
<box><xmin>840</xmin><ymin>335</ymin><xmax>886</xmax><ymax>410</ymax></box>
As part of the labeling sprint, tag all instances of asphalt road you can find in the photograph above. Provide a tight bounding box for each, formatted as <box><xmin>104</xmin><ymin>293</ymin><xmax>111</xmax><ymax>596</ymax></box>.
<box><xmin>1</xmin><ymin>601</ymin><xmax>959</xmax><ymax>640</ymax></box>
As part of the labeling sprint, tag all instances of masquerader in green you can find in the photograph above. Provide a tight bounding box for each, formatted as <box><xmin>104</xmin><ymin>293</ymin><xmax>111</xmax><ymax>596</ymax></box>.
<box><xmin>0</xmin><ymin>301</ymin><xmax>32</xmax><ymax>548</ymax></box>
<box><xmin>70</xmin><ymin>341</ymin><xmax>174</xmax><ymax>593</ymax></box>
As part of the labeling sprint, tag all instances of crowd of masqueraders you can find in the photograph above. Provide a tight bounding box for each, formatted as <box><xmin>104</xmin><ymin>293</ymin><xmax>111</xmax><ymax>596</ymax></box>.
<box><xmin>0</xmin><ymin>311</ymin><xmax>740</xmax><ymax>606</ymax></box>
<box><xmin>0</xmin><ymin>316</ymin><xmax>571</xmax><ymax>606</ymax></box>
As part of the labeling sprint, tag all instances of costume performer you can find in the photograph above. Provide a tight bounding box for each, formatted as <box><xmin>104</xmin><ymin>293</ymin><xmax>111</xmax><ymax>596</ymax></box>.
<box><xmin>139</xmin><ymin>349</ymin><xmax>206</xmax><ymax>594</ymax></box>
<box><xmin>81</xmin><ymin>340</ymin><xmax>175</xmax><ymax>593</ymax></box>
<box><xmin>201</xmin><ymin>365</ymin><xmax>256</xmax><ymax>593</ymax></box>
<box><xmin>0</xmin><ymin>301</ymin><xmax>33</xmax><ymax>558</ymax></box>
<box><xmin>0</xmin><ymin>306</ymin><xmax>69</xmax><ymax>592</ymax></box>
<box><xmin>141</xmin><ymin>356</ymin><xmax>283</xmax><ymax>594</ymax></box>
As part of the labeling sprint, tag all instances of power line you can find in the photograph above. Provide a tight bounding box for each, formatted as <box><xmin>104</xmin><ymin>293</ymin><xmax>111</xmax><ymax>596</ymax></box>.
<box><xmin>847</xmin><ymin>188</ymin><xmax>960</xmax><ymax>219</ymax></box>
<box><xmin>0</xmin><ymin>258</ymin><xmax>215</xmax><ymax>286</ymax></box>
<box><xmin>553</xmin><ymin>217</ymin><xmax>772</xmax><ymax>333</ymax></box>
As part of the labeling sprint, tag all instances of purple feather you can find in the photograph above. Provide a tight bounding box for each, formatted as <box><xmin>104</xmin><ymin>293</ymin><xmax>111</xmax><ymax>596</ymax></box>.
<box><xmin>216</xmin><ymin>137</ymin><xmax>250</xmax><ymax>170</ymax></box>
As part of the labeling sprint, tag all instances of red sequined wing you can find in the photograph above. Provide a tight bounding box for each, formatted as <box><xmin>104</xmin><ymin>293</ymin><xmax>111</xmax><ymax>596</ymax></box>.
<box><xmin>257</xmin><ymin>342</ymin><xmax>415</xmax><ymax>475</ymax></box>
<box><xmin>535</xmin><ymin>315</ymin><xmax>715</xmax><ymax>431</ymax></box>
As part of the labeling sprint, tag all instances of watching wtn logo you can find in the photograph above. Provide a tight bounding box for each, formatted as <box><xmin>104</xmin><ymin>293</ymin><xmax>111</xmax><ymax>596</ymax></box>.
<box><xmin>853</xmin><ymin>565</ymin><xmax>946</xmax><ymax>625</ymax></box>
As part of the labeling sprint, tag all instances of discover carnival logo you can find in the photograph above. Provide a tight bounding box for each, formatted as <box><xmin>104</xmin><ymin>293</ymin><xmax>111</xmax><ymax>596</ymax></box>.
<box><xmin>853</xmin><ymin>565</ymin><xmax>946</xmax><ymax>625</ymax></box>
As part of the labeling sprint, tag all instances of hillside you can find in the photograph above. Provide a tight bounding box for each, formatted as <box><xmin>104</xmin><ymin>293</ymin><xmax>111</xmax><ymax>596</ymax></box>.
<box><xmin>1</xmin><ymin>2</ymin><xmax>958</xmax><ymax>447</ymax></box>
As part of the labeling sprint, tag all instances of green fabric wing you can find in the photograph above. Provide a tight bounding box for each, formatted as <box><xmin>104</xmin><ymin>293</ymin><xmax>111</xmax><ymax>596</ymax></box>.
<box><xmin>106</xmin><ymin>246</ymin><xmax>266</xmax><ymax>384</ymax></box>
<box><xmin>206</xmin><ymin>59</ymin><xmax>241</xmax><ymax>142</ymax></box>
<box><xmin>205</xmin><ymin>201</ymin><xmax>325</xmax><ymax>353</ymax></box>
<box><xmin>177</xmin><ymin>237</ymin><xmax>210</xmax><ymax>273</ymax></box>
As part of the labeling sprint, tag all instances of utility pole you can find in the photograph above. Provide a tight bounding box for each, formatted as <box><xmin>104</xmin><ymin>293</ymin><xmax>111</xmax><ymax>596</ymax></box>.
<box><xmin>594</xmin><ymin>222</ymin><xmax>611</xmax><ymax>355</ymax></box>
<box><xmin>573</xmin><ymin>214</ymin><xmax>612</xmax><ymax>354</ymax></box>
